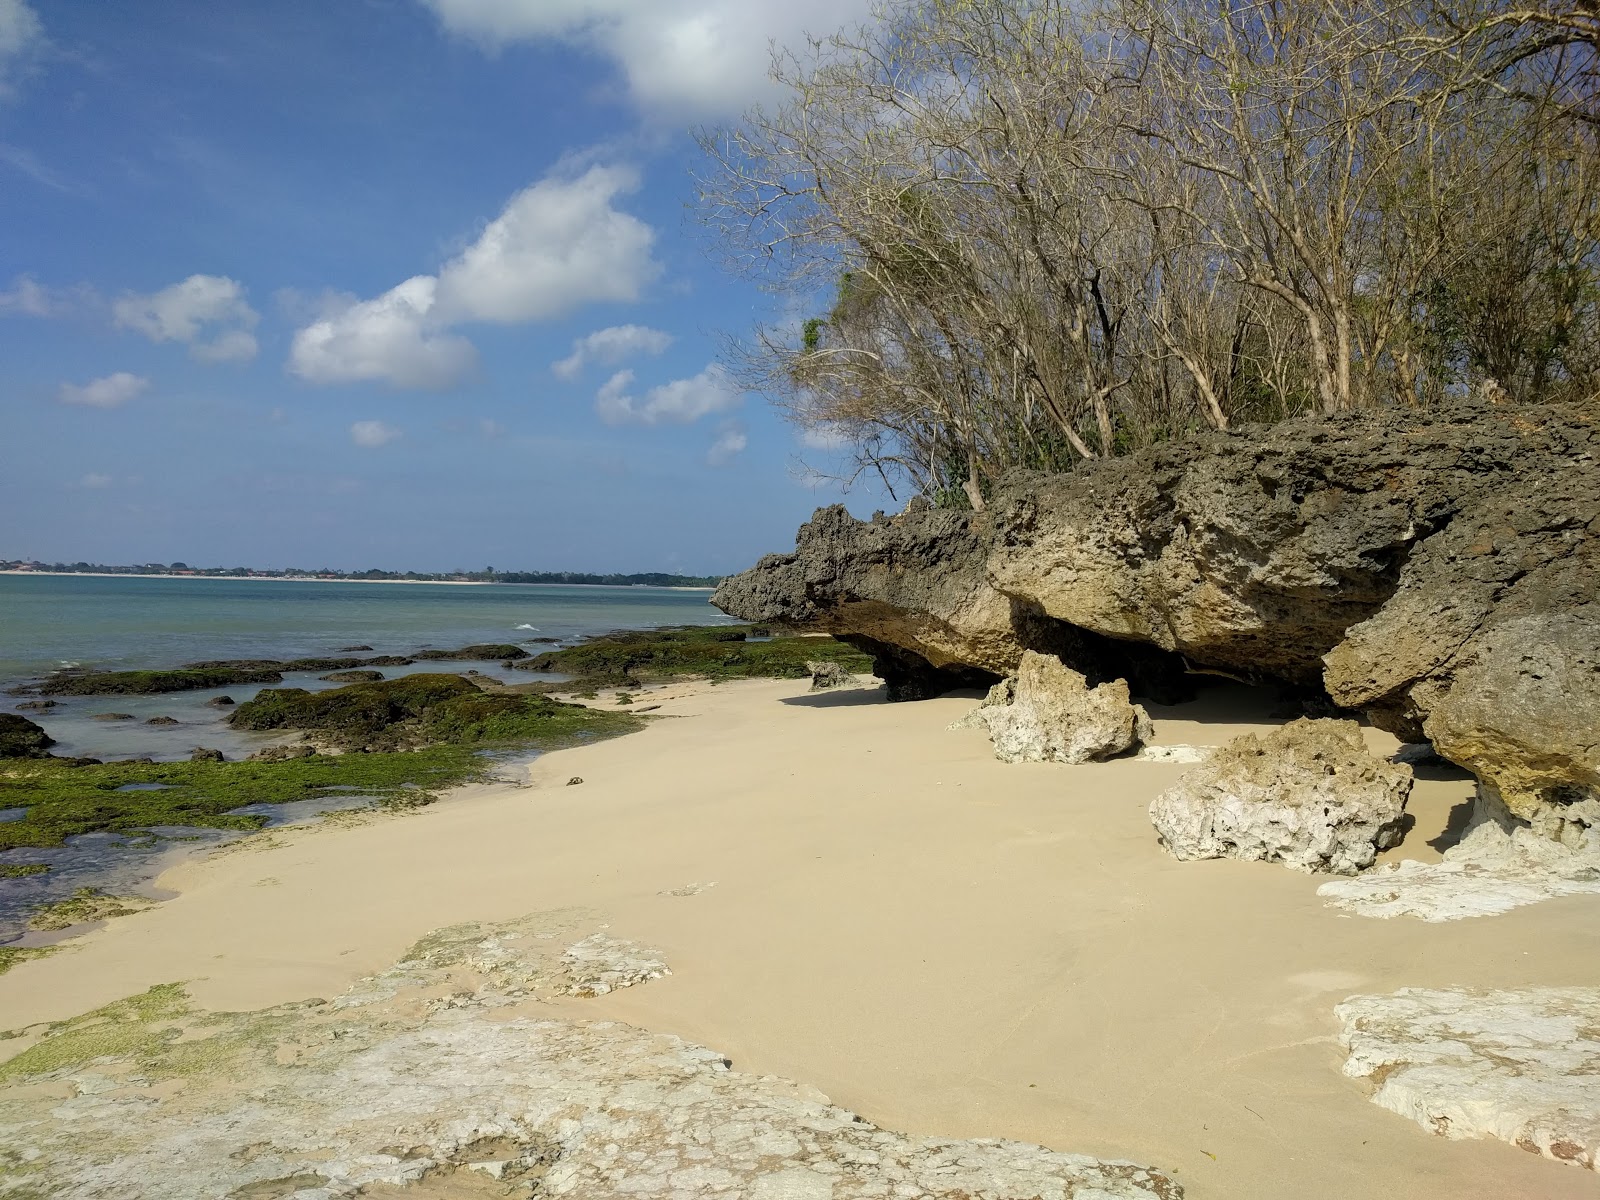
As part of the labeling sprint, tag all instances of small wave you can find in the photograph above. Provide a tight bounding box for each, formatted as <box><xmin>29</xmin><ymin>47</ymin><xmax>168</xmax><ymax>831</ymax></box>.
<box><xmin>515</xmin><ymin>624</ymin><xmax>540</xmax><ymax>631</ymax></box>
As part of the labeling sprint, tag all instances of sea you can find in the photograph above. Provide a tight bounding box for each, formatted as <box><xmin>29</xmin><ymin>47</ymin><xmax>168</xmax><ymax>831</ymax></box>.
<box><xmin>0</xmin><ymin>573</ymin><xmax>732</xmax><ymax>941</ymax></box>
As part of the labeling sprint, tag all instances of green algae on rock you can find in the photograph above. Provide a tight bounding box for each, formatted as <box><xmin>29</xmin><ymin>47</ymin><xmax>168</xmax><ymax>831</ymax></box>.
<box><xmin>518</xmin><ymin>624</ymin><xmax>873</xmax><ymax>689</ymax></box>
<box><xmin>29</xmin><ymin>666</ymin><xmax>287</xmax><ymax>697</ymax></box>
<box><xmin>230</xmin><ymin>673</ymin><xmax>640</xmax><ymax>751</ymax></box>
<box><xmin>0</xmin><ymin>713</ymin><xmax>54</xmax><ymax>758</ymax></box>
<box><xmin>26</xmin><ymin>886</ymin><xmax>153</xmax><ymax>932</ymax></box>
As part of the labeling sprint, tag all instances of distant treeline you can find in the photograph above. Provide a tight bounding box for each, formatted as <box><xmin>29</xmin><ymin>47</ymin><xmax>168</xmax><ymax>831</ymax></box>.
<box><xmin>0</xmin><ymin>560</ymin><xmax>722</xmax><ymax>588</ymax></box>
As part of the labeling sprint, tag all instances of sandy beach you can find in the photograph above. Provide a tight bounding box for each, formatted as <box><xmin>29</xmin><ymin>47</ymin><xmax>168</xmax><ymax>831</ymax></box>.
<box><xmin>2</xmin><ymin>676</ymin><xmax>1595</xmax><ymax>1199</ymax></box>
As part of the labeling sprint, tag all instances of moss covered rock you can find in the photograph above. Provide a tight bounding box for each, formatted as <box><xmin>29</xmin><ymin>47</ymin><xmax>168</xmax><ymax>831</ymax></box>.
<box><xmin>0</xmin><ymin>713</ymin><xmax>54</xmax><ymax>758</ymax></box>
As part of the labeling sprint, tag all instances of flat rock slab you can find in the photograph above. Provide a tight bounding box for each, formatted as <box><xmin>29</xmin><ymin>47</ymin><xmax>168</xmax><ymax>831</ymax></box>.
<box><xmin>1318</xmin><ymin>816</ymin><xmax>1600</xmax><ymax>921</ymax></box>
<box><xmin>0</xmin><ymin>911</ymin><xmax>1181</xmax><ymax>1200</ymax></box>
<box><xmin>1337</xmin><ymin>986</ymin><xmax>1600</xmax><ymax>1171</ymax></box>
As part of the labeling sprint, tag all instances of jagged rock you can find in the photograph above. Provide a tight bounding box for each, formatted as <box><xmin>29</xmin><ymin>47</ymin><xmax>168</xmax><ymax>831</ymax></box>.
<box><xmin>15</xmin><ymin>699</ymin><xmax>56</xmax><ymax>711</ymax></box>
<box><xmin>144</xmin><ymin>715</ymin><xmax>179</xmax><ymax>726</ymax></box>
<box><xmin>1324</xmin><ymin>467</ymin><xmax>1599</xmax><ymax>843</ymax></box>
<box><xmin>971</xmin><ymin>651</ymin><xmax>1152</xmax><ymax>764</ymax></box>
<box><xmin>189</xmin><ymin>747</ymin><xmax>225</xmax><ymax>763</ymax></box>
<box><xmin>1337</xmin><ymin>985</ymin><xmax>1600</xmax><ymax>1171</ymax></box>
<box><xmin>0</xmin><ymin>913</ymin><xmax>1181</xmax><ymax>1199</ymax></box>
<box><xmin>0</xmin><ymin>713</ymin><xmax>53</xmax><ymax>758</ymax></box>
<box><xmin>714</xmin><ymin>504</ymin><xmax>1189</xmax><ymax>701</ymax></box>
<box><xmin>1149</xmin><ymin>719</ymin><xmax>1411</xmax><ymax>874</ymax></box>
<box><xmin>91</xmin><ymin>712</ymin><xmax>135</xmax><ymax>721</ymax></box>
<box><xmin>805</xmin><ymin>659</ymin><xmax>855</xmax><ymax>690</ymax></box>
<box><xmin>205</xmin><ymin>695</ymin><xmax>234</xmax><ymax>707</ymax></box>
<box><xmin>1318</xmin><ymin>788</ymin><xmax>1600</xmax><ymax>920</ymax></box>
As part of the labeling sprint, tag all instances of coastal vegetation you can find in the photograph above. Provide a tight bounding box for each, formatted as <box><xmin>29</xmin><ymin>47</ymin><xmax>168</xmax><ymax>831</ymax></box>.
<box><xmin>517</xmin><ymin>625</ymin><xmax>873</xmax><ymax>688</ymax></box>
<box><xmin>701</xmin><ymin>0</ymin><xmax>1599</xmax><ymax>506</ymax></box>
<box><xmin>30</xmin><ymin>666</ymin><xmax>288</xmax><ymax>697</ymax></box>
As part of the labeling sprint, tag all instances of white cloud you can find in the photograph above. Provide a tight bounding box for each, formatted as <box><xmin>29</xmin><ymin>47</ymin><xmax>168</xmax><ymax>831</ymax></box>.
<box><xmin>0</xmin><ymin>273</ymin><xmax>66</xmax><ymax>316</ymax></box>
<box><xmin>350</xmin><ymin>419</ymin><xmax>403</xmax><ymax>448</ymax></box>
<box><xmin>288</xmin><ymin>164</ymin><xmax>659</xmax><ymax>390</ymax></box>
<box><xmin>114</xmin><ymin>274</ymin><xmax>260</xmax><ymax>363</ymax></box>
<box><xmin>434</xmin><ymin>165</ymin><xmax>659</xmax><ymax>323</ymax></box>
<box><xmin>706</xmin><ymin>420</ymin><xmax>748</xmax><ymax>466</ymax></box>
<box><xmin>553</xmin><ymin>323</ymin><xmax>672</xmax><ymax>380</ymax></box>
<box><xmin>595</xmin><ymin>362</ymin><xmax>741</xmax><ymax>426</ymax></box>
<box><xmin>798</xmin><ymin>423</ymin><xmax>851</xmax><ymax>451</ymax></box>
<box><xmin>0</xmin><ymin>0</ymin><xmax>42</xmax><ymax>94</ymax></box>
<box><xmin>57</xmin><ymin>372</ymin><xmax>149</xmax><ymax>409</ymax></box>
<box><xmin>419</xmin><ymin>0</ymin><xmax>877</xmax><ymax>118</ymax></box>
<box><xmin>79</xmin><ymin>472</ymin><xmax>112</xmax><ymax>489</ymax></box>
<box><xmin>289</xmin><ymin>276</ymin><xmax>478</xmax><ymax>389</ymax></box>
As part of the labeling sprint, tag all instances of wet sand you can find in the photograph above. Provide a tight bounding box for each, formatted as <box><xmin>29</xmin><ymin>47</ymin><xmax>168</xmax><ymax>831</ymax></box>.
<box><xmin>2</xmin><ymin>677</ymin><xmax>1595</xmax><ymax>1199</ymax></box>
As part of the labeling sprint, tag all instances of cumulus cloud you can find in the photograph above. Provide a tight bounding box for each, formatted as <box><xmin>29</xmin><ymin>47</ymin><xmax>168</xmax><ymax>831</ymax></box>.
<box><xmin>435</xmin><ymin>166</ymin><xmax>659</xmax><ymax>323</ymax></box>
<box><xmin>57</xmin><ymin>372</ymin><xmax>149</xmax><ymax>409</ymax></box>
<box><xmin>288</xmin><ymin>164</ymin><xmax>659</xmax><ymax>390</ymax></box>
<box><xmin>706</xmin><ymin>420</ymin><xmax>748</xmax><ymax>466</ymax></box>
<box><xmin>419</xmin><ymin>0</ymin><xmax>876</xmax><ymax>118</ymax></box>
<box><xmin>350</xmin><ymin>419</ymin><xmax>403</xmax><ymax>448</ymax></box>
<box><xmin>289</xmin><ymin>276</ymin><xmax>478</xmax><ymax>389</ymax></box>
<box><xmin>114</xmin><ymin>274</ymin><xmax>260</xmax><ymax>363</ymax></box>
<box><xmin>0</xmin><ymin>0</ymin><xmax>42</xmax><ymax>94</ymax></box>
<box><xmin>552</xmin><ymin>323</ymin><xmax>672</xmax><ymax>380</ymax></box>
<box><xmin>594</xmin><ymin>363</ymin><xmax>741</xmax><ymax>426</ymax></box>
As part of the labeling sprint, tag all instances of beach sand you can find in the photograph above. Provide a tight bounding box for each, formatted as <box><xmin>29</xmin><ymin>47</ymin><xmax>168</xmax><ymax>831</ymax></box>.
<box><xmin>2</xmin><ymin>677</ymin><xmax>1595</xmax><ymax>1199</ymax></box>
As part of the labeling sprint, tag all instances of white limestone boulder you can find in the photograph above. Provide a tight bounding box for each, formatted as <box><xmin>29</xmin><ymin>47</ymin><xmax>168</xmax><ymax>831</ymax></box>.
<box><xmin>1149</xmin><ymin>718</ymin><xmax>1411</xmax><ymax>874</ymax></box>
<box><xmin>968</xmin><ymin>651</ymin><xmax>1153</xmax><ymax>764</ymax></box>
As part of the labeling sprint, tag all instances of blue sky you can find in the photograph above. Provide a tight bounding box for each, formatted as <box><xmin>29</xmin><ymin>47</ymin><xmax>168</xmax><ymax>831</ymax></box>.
<box><xmin>0</xmin><ymin>0</ymin><xmax>883</xmax><ymax>574</ymax></box>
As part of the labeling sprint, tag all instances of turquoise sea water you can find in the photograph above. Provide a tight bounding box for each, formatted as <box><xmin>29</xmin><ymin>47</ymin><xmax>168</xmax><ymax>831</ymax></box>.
<box><xmin>0</xmin><ymin>574</ymin><xmax>729</xmax><ymax>683</ymax></box>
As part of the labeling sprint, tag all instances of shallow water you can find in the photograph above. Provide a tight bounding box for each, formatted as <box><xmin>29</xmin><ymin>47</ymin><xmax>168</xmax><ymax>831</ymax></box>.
<box><xmin>0</xmin><ymin>574</ymin><xmax>727</xmax><ymax>682</ymax></box>
<box><xmin>0</xmin><ymin>574</ymin><xmax>728</xmax><ymax>941</ymax></box>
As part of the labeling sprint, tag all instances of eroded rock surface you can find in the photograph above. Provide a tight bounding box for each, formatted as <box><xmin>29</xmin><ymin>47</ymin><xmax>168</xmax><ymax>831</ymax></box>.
<box><xmin>968</xmin><ymin>651</ymin><xmax>1152</xmax><ymax>764</ymax></box>
<box><xmin>806</xmin><ymin>659</ymin><xmax>854</xmax><ymax>690</ymax></box>
<box><xmin>1337</xmin><ymin>986</ymin><xmax>1600</xmax><ymax>1171</ymax></box>
<box><xmin>0</xmin><ymin>912</ymin><xmax>1181</xmax><ymax>1199</ymax></box>
<box><xmin>1149</xmin><ymin>719</ymin><xmax>1411</xmax><ymax>874</ymax></box>
<box><xmin>1319</xmin><ymin>791</ymin><xmax>1600</xmax><ymax>920</ymax></box>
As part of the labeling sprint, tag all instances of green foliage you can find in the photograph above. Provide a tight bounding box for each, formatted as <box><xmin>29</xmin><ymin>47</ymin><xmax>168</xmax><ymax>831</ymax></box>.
<box><xmin>522</xmin><ymin>625</ymin><xmax>873</xmax><ymax>688</ymax></box>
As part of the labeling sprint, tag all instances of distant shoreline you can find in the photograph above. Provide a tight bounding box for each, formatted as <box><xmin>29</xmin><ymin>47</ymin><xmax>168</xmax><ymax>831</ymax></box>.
<box><xmin>0</xmin><ymin>571</ymin><xmax>715</xmax><ymax>591</ymax></box>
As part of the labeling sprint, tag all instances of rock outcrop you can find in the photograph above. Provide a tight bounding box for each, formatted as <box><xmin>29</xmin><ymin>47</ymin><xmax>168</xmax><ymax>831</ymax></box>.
<box><xmin>1337</xmin><ymin>986</ymin><xmax>1600</xmax><ymax>1171</ymax></box>
<box><xmin>717</xmin><ymin>404</ymin><xmax>1597</xmax><ymax>848</ymax></box>
<box><xmin>0</xmin><ymin>911</ymin><xmax>1181</xmax><ymax>1199</ymax></box>
<box><xmin>806</xmin><ymin>659</ymin><xmax>854</xmax><ymax>689</ymax></box>
<box><xmin>965</xmin><ymin>651</ymin><xmax>1152</xmax><ymax>764</ymax></box>
<box><xmin>1149</xmin><ymin>719</ymin><xmax>1411</xmax><ymax>874</ymax></box>
<box><xmin>0</xmin><ymin>713</ymin><xmax>53</xmax><ymax>758</ymax></box>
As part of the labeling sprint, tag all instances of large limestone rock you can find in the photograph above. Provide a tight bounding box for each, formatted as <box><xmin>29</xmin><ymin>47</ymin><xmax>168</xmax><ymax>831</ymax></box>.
<box><xmin>1337</xmin><ymin>986</ymin><xmax>1600</xmax><ymax>1171</ymax></box>
<box><xmin>970</xmin><ymin>651</ymin><xmax>1152</xmax><ymax>764</ymax></box>
<box><xmin>0</xmin><ymin>911</ymin><xmax>1181</xmax><ymax>1200</ymax></box>
<box><xmin>1324</xmin><ymin>463</ymin><xmax>1600</xmax><ymax>843</ymax></box>
<box><xmin>1149</xmin><ymin>719</ymin><xmax>1411</xmax><ymax>874</ymax></box>
<box><xmin>719</xmin><ymin>405</ymin><xmax>1598</xmax><ymax>849</ymax></box>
